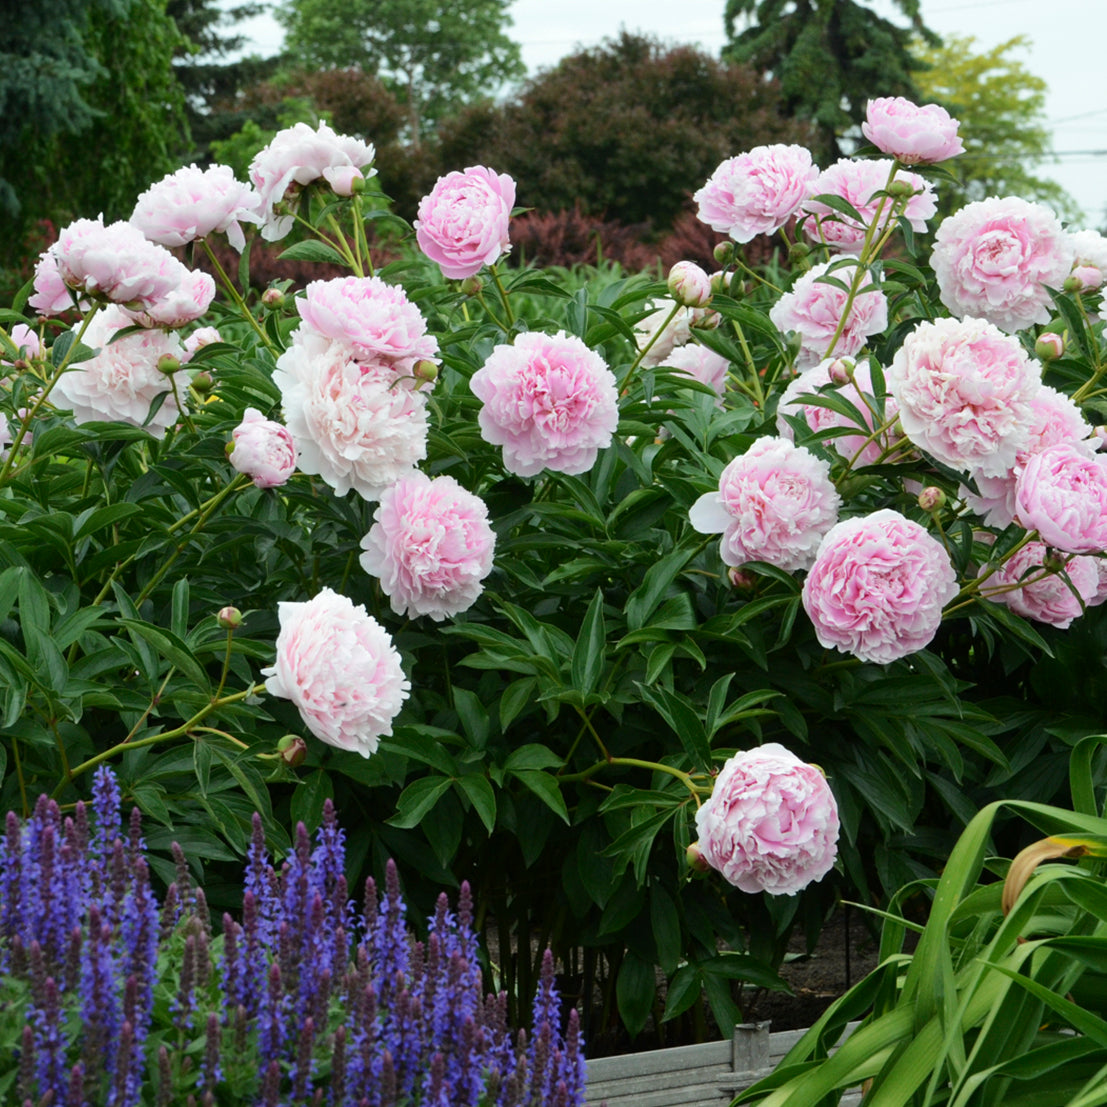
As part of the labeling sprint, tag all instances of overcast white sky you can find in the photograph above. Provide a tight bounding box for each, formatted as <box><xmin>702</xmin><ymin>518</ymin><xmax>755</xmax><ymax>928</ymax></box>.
<box><xmin>234</xmin><ymin>0</ymin><xmax>1107</xmax><ymax>225</ymax></box>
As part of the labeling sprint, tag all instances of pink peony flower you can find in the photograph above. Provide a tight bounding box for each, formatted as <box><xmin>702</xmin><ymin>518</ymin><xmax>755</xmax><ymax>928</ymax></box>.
<box><xmin>861</xmin><ymin>97</ymin><xmax>964</xmax><ymax>165</ymax></box>
<box><xmin>229</xmin><ymin>407</ymin><xmax>297</xmax><ymax>489</ymax></box>
<box><xmin>962</xmin><ymin>385</ymin><xmax>1096</xmax><ymax>528</ymax></box>
<box><xmin>273</xmin><ymin>330</ymin><xmax>428</xmax><ymax>501</ymax></box>
<box><xmin>261</xmin><ymin>587</ymin><xmax>409</xmax><ymax>757</ymax></box>
<box><xmin>182</xmin><ymin>326</ymin><xmax>223</xmax><ymax>362</ymax></box>
<box><xmin>50</xmin><ymin>217</ymin><xmax>188</xmax><ymax>309</ymax></box>
<box><xmin>29</xmin><ymin>252</ymin><xmax>80</xmax><ymax>315</ymax></box>
<box><xmin>801</xmin><ymin>509</ymin><xmax>959</xmax><ymax>664</ymax></box>
<box><xmin>800</xmin><ymin>159</ymin><xmax>936</xmax><ymax>254</ymax></box>
<box><xmin>931</xmin><ymin>197</ymin><xmax>1074</xmax><ymax>333</ymax></box>
<box><xmin>295</xmin><ymin>276</ymin><xmax>439</xmax><ymax>379</ymax></box>
<box><xmin>3</xmin><ymin>324</ymin><xmax>43</xmax><ymax>363</ymax></box>
<box><xmin>249</xmin><ymin>121</ymin><xmax>376</xmax><ymax>241</ymax></box>
<box><xmin>470</xmin><ymin>331</ymin><xmax>619</xmax><ymax>477</ymax></box>
<box><xmin>769</xmin><ymin>257</ymin><xmax>888</xmax><ymax>368</ymax></box>
<box><xmin>124</xmin><ymin>268</ymin><xmax>217</xmax><ymax>329</ymax></box>
<box><xmin>979</xmin><ymin>541</ymin><xmax>1098</xmax><ymax>628</ymax></box>
<box><xmin>689</xmin><ymin>437</ymin><xmax>840</xmax><ymax>571</ymax></box>
<box><xmin>693</xmin><ymin>742</ymin><xmax>839</xmax><ymax>895</ymax></box>
<box><xmin>51</xmin><ymin>306</ymin><xmax>183</xmax><ymax>438</ymax></box>
<box><xmin>415</xmin><ymin>165</ymin><xmax>516</xmax><ymax>280</ymax></box>
<box><xmin>1014</xmin><ymin>443</ymin><xmax>1107</xmax><ymax>553</ymax></box>
<box><xmin>1088</xmin><ymin>558</ymin><xmax>1107</xmax><ymax>608</ymax></box>
<box><xmin>694</xmin><ymin>145</ymin><xmax>820</xmax><ymax>243</ymax></box>
<box><xmin>131</xmin><ymin>163</ymin><xmax>262</xmax><ymax>253</ymax></box>
<box><xmin>663</xmin><ymin>343</ymin><xmax>730</xmax><ymax>408</ymax></box>
<box><xmin>776</xmin><ymin>357</ymin><xmax>902</xmax><ymax>467</ymax></box>
<box><xmin>887</xmin><ymin>316</ymin><xmax>1041</xmax><ymax>477</ymax></box>
<box><xmin>635</xmin><ymin>299</ymin><xmax>710</xmax><ymax>368</ymax></box>
<box><xmin>359</xmin><ymin>471</ymin><xmax>496</xmax><ymax>620</ymax></box>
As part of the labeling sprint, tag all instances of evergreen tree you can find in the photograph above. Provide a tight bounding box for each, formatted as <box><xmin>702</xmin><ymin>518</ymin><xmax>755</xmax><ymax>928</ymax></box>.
<box><xmin>723</xmin><ymin>0</ymin><xmax>939</xmax><ymax>163</ymax></box>
<box><xmin>277</xmin><ymin>0</ymin><xmax>524</xmax><ymax>148</ymax></box>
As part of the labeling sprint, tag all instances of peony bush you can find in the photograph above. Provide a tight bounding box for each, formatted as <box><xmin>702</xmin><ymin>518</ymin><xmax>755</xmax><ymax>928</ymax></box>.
<box><xmin>2</xmin><ymin>102</ymin><xmax>1107</xmax><ymax>1048</ymax></box>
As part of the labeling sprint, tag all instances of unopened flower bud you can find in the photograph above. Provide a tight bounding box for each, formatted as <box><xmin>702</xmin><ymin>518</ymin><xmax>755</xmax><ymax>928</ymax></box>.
<box><xmin>261</xmin><ymin>288</ymin><xmax>285</xmax><ymax>310</ymax></box>
<box><xmin>710</xmin><ymin>271</ymin><xmax>730</xmax><ymax>295</ymax></box>
<box><xmin>917</xmin><ymin>486</ymin><xmax>946</xmax><ymax>513</ymax></box>
<box><xmin>460</xmin><ymin>276</ymin><xmax>483</xmax><ymax>297</ymax></box>
<box><xmin>1069</xmin><ymin>265</ymin><xmax>1103</xmax><ymax>293</ymax></box>
<box><xmin>412</xmin><ymin>360</ymin><xmax>439</xmax><ymax>384</ymax></box>
<box><xmin>712</xmin><ymin>241</ymin><xmax>735</xmax><ymax>266</ymax></box>
<box><xmin>216</xmin><ymin>606</ymin><xmax>242</xmax><ymax>630</ymax></box>
<box><xmin>885</xmin><ymin>178</ymin><xmax>916</xmax><ymax>199</ymax></box>
<box><xmin>1042</xmin><ymin>549</ymin><xmax>1067</xmax><ymax>574</ymax></box>
<box><xmin>1035</xmin><ymin>332</ymin><xmax>1065</xmax><ymax>361</ymax></box>
<box><xmin>690</xmin><ymin>307</ymin><xmax>720</xmax><ymax>331</ymax></box>
<box><xmin>1094</xmin><ymin>425</ymin><xmax>1107</xmax><ymax>451</ymax></box>
<box><xmin>668</xmin><ymin>261</ymin><xmax>713</xmax><ymax>308</ymax></box>
<box><xmin>277</xmin><ymin>734</ymin><xmax>308</xmax><ymax>768</ymax></box>
<box><xmin>728</xmin><ymin>566</ymin><xmax>756</xmax><ymax>590</ymax></box>
<box><xmin>788</xmin><ymin>240</ymin><xmax>810</xmax><ymax>263</ymax></box>
<box><xmin>686</xmin><ymin>842</ymin><xmax>711</xmax><ymax>874</ymax></box>
<box><xmin>157</xmin><ymin>353</ymin><xmax>181</xmax><ymax>376</ymax></box>
<box><xmin>192</xmin><ymin>370</ymin><xmax>214</xmax><ymax>395</ymax></box>
<box><xmin>826</xmin><ymin>357</ymin><xmax>854</xmax><ymax>385</ymax></box>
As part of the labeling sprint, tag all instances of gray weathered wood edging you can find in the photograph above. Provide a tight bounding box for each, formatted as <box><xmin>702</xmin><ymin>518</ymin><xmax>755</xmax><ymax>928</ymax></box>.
<box><xmin>585</xmin><ymin>1021</ymin><xmax>862</xmax><ymax>1107</ymax></box>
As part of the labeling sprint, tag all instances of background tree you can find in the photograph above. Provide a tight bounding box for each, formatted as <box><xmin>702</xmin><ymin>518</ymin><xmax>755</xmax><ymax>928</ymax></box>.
<box><xmin>277</xmin><ymin>0</ymin><xmax>524</xmax><ymax>148</ymax></box>
<box><xmin>0</xmin><ymin>0</ymin><xmax>188</xmax><ymax>271</ymax></box>
<box><xmin>914</xmin><ymin>34</ymin><xmax>1081</xmax><ymax>222</ymax></box>
<box><xmin>723</xmin><ymin>0</ymin><xmax>939</xmax><ymax>164</ymax></box>
<box><xmin>437</xmin><ymin>33</ymin><xmax>811</xmax><ymax>233</ymax></box>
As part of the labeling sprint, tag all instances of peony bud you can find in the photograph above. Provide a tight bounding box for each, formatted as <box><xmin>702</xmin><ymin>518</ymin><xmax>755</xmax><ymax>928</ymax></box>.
<box><xmin>667</xmin><ymin>261</ymin><xmax>713</xmax><ymax>308</ymax></box>
<box><xmin>686</xmin><ymin>842</ymin><xmax>711</xmax><ymax>873</ymax></box>
<box><xmin>191</xmin><ymin>370</ymin><xmax>214</xmax><ymax>395</ymax></box>
<box><xmin>325</xmin><ymin>165</ymin><xmax>364</xmax><ymax>197</ymax></box>
<box><xmin>1070</xmin><ymin>265</ymin><xmax>1103</xmax><ymax>293</ymax></box>
<box><xmin>885</xmin><ymin>178</ymin><xmax>917</xmax><ymax>199</ymax></box>
<box><xmin>1042</xmin><ymin>548</ymin><xmax>1067</xmax><ymax>574</ymax></box>
<box><xmin>787</xmin><ymin>240</ymin><xmax>810</xmax><ymax>264</ymax></box>
<box><xmin>217</xmin><ymin>606</ymin><xmax>243</xmax><ymax>630</ymax></box>
<box><xmin>712</xmin><ymin>241</ymin><xmax>735</xmax><ymax>266</ymax></box>
<box><xmin>728</xmin><ymin>566</ymin><xmax>756</xmax><ymax>591</ymax></box>
<box><xmin>1035</xmin><ymin>332</ymin><xmax>1066</xmax><ymax>361</ymax></box>
<box><xmin>460</xmin><ymin>276</ymin><xmax>483</xmax><ymax>297</ymax></box>
<box><xmin>157</xmin><ymin>353</ymin><xmax>181</xmax><ymax>376</ymax></box>
<box><xmin>261</xmin><ymin>288</ymin><xmax>285</xmax><ymax>310</ymax></box>
<box><xmin>412</xmin><ymin>359</ymin><xmax>439</xmax><ymax>384</ymax></box>
<box><xmin>276</xmin><ymin>734</ymin><xmax>308</xmax><ymax>768</ymax></box>
<box><xmin>826</xmin><ymin>357</ymin><xmax>854</xmax><ymax>385</ymax></box>
<box><xmin>917</xmin><ymin>486</ymin><xmax>946</xmax><ymax>513</ymax></box>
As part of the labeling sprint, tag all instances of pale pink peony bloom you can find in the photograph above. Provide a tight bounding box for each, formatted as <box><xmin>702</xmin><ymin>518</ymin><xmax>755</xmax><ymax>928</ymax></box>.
<box><xmin>694</xmin><ymin>145</ymin><xmax>820</xmax><ymax>243</ymax></box>
<box><xmin>415</xmin><ymin>165</ymin><xmax>516</xmax><ymax>279</ymax></box>
<box><xmin>667</xmin><ymin>261</ymin><xmax>713</xmax><ymax>308</ymax></box>
<box><xmin>261</xmin><ymin>586</ymin><xmax>409</xmax><ymax>757</ymax></box>
<box><xmin>249</xmin><ymin>121</ymin><xmax>377</xmax><ymax>241</ymax></box>
<box><xmin>635</xmin><ymin>299</ymin><xmax>710</xmax><ymax>368</ymax></box>
<box><xmin>800</xmin><ymin>158</ymin><xmax>936</xmax><ymax>254</ymax></box>
<box><xmin>131</xmin><ymin>163</ymin><xmax>262</xmax><ymax>252</ymax></box>
<box><xmin>931</xmin><ymin>197</ymin><xmax>1074</xmax><ymax>333</ymax></box>
<box><xmin>323</xmin><ymin>164</ymin><xmax>364</xmax><ymax>197</ymax></box>
<box><xmin>1014</xmin><ymin>443</ymin><xmax>1107</xmax><ymax>553</ymax></box>
<box><xmin>801</xmin><ymin>509</ymin><xmax>959</xmax><ymax>664</ymax></box>
<box><xmin>689</xmin><ymin>437</ymin><xmax>840</xmax><ymax>572</ymax></box>
<box><xmin>50</xmin><ymin>217</ymin><xmax>188</xmax><ymax>309</ymax></box>
<box><xmin>663</xmin><ymin>343</ymin><xmax>730</xmax><ymax>408</ymax></box>
<box><xmin>229</xmin><ymin>407</ymin><xmax>297</xmax><ymax>489</ymax></box>
<box><xmin>962</xmin><ymin>385</ymin><xmax>1096</xmax><ymax>528</ymax></box>
<box><xmin>887</xmin><ymin>316</ymin><xmax>1040</xmax><ymax>477</ymax></box>
<box><xmin>4</xmin><ymin>324</ymin><xmax>43</xmax><ymax>363</ymax></box>
<box><xmin>273</xmin><ymin>330</ymin><xmax>428</xmax><ymax>501</ymax></box>
<box><xmin>29</xmin><ymin>252</ymin><xmax>80</xmax><ymax>315</ymax></box>
<box><xmin>770</xmin><ymin>257</ymin><xmax>888</xmax><ymax>368</ymax></box>
<box><xmin>470</xmin><ymin>330</ymin><xmax>619</xmax><ymax>477</ymax></box>
<box><xmin>861</xmin><ymin>97</ymin><xmax>965</xmax><ymax>165</ymax></box>
<box><xmin>359</xmin><ymin>471</ymin><xmax>496</xmax><ymax>620</ymax></box>
<box><xmin>979</xmin><ymin>541</ymin><xmax>1098</xmax><ymax>628</ymax></box>
<box><xmin>1088</xmin><ymin>558</ymin><xmax>1107</xmax><ymax>608</ymax></box>
<box><xmin>694</xmin><ymin>742</ymin><xmax>839</xmax><ymax>895</ymax></box>
<box><xmin>295</xmin><ymin>276</ymin><xmax>439</xmax><ymax>379</ymax></box>
<box><xmin>124</xmin><ymin>268</ymin><xmax>217</xmax><ymax>329</ymax></box>
<box><xmin>776</xmin><ymin>357</ymin><xmax>902</xmax><ymax>467</ymax></box>
<box><xmin>51</xmin><ymin>306</ymin><xmax>183</xmax><ymax>438</ymax></box>
<box><xmin>182</xmin><ymin>326</ymin><xmax>223</xmax><ymax>362</ymax></box>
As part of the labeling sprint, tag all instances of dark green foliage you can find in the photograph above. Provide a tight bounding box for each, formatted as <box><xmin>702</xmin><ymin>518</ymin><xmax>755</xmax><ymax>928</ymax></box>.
<box><xmin>723</xmin><ymin>0</ymin><xmax>939</xmax><ymax>163</ymax></box>
<box><xmin>436</xmin><ymin>33</ymin><xmax>811</xmax><ymax>233</ymax></box>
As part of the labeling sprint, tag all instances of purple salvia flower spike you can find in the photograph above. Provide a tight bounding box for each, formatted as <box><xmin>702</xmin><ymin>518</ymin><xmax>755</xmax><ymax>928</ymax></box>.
<box><xmin>200</xmin><ymin>1012</ymin><xmax>222</xmax><ymax>1089</ymax></box>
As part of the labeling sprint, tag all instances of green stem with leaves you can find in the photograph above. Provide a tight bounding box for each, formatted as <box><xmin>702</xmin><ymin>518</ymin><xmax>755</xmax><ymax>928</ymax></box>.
<box><xmin>201</xmin><ymin>240</ymin><xmax>275</xmax><ymax>352</ymax></box>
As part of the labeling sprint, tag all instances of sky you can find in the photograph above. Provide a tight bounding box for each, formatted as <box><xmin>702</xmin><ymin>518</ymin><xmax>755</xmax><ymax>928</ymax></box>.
<box><xmin>233</xmin><ymin>0</ymin><xmax>1107</xmax><ymax>225</ymax></box>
